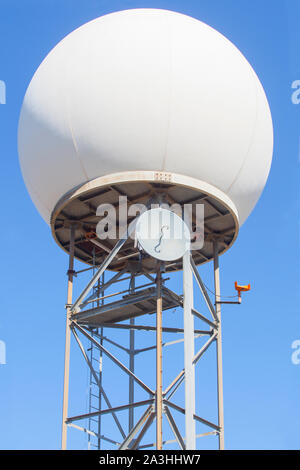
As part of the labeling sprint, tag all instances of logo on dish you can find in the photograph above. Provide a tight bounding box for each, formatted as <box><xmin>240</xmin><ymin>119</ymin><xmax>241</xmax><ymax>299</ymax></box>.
<box><xmin>94</xmin><ymin>197</ymin><xmax>205</xmax><ymax>251</ymax></box>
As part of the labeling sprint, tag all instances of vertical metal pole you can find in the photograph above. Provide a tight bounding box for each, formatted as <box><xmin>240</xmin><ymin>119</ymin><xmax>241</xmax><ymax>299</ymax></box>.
<box><xmin>129</xmin><ymin>319</ymin><xmax>135</xmax><ymax>431</ymax></box>
<box><xmin>129</xmin><ymin>274</ymin><xmax>135</xmax><ymax>432</ymax></box>
<box><xmin>156</xmin><ymin>266</ymin><xmax>163</xmax><ymax>450</ymax></box>
<box><xmin>97</xmin><ymin>274</ymin><xmax>104</xmax><ymax>449</ymax></box>
<box><xmin>183</xmin><ymin>251</ymin><xmax>196</xmax><ymax>449</ymax></box>
<box><xmin>61</xmin><ymin>225</ymin><xmax>75</xmax><ymax>450</ymax></box>
<box><xmin>213</xmin><ymin>241</ymin><xmax>225</xmax><ymax>450</ymax></box>
<box><xmin>88</xmin><ymin>249</ymin><xmax>96</xmax><ymax>450</ymax></box>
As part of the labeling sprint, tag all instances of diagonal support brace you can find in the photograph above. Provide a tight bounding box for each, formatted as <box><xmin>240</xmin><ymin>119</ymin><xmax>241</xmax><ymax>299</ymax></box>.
<box><xmin>73</xmin><ymin>322</ymin><xmax>154</xmax><ymax>396</ymax></box>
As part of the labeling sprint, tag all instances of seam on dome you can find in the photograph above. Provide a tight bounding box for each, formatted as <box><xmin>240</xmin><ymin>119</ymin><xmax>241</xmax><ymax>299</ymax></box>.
<box><xmin>161</xmin><ymin>15</ymin><xmax>172</xmax><ymax>171</ymax></box>
<box><xmin>65</xmin><ymin>53</ymin><xmax>89</xmax><ymax>182</ymax></box>
<box><xmin>67</xmin><ymin>115</ymin><xmax>89</xmax><ymax>181</ymax></box>
<box><xmin>226</xmin><ymin>71</ymin><xmax>259</xmax><ymax>194</ymax></box>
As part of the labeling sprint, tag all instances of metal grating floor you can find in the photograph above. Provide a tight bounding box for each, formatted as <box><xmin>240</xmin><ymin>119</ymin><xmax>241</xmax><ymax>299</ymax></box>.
<box><xmin>72</xmin><ymin>286</ymin><xmax>182</xmax><ymax>326</ymax></box>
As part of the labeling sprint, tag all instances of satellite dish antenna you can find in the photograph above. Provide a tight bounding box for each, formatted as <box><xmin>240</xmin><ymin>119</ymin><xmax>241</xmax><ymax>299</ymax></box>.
<box><xmin>135</xmin><ymin>207</ymin><xmax>190</xmax><ymax>261</ymax></box>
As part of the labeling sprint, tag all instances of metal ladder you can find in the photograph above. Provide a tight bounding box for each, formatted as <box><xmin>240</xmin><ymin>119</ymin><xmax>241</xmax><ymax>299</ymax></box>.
<box><xmin>87</xmin><ymin>327</ymin><xmax>103</xmax><ymax>449</ymax></box>
<box><xmin>87</xmin><ymin>257</ymin><xmax>104</xmax><ymax>449</ymax></box>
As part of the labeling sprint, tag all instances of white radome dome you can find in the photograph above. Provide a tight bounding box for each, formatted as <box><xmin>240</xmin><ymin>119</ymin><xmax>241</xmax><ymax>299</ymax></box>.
<box><xmin>18</xmin><ymin>8</ymin><xmax>273</xmax><ymax>226</ymax></box>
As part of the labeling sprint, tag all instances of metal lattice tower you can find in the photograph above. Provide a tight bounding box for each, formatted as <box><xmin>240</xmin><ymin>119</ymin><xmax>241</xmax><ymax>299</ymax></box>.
<box><xmin>61</xmin><ymin>225</ymin><xmax>225</xmax><ymax>450</ymax></box>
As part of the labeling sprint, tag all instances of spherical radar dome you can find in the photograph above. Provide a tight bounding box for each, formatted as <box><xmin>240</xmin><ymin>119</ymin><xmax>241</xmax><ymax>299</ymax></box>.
<box><xmin>18</xmin><ymin>8</ymin><xmax>273</xmax><ymax>268</ymax></box>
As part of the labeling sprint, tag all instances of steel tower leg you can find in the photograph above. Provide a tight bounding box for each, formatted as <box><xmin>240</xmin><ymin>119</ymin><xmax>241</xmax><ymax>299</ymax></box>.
<box><xmin>156</xmin><ymin>266</ymin><xmax>163</xmax><ymax>450</ymax></box>
<box><xmin>129</xmin><ymin>319</ymin><xmax>135</xmax><ymax>431</ymax></box>
<box><xmin>129</xmin><ymin>274</ymin><xmax>135</xmax><ymax>432</ymax></box>
<box><xmin>98</xmin><ymin>275</ymin><xmax>104</xmax><ymax>449</ymax></box>
<box><xmin>213</xmin><ymin>241</ymin><xmax>225</xmax><ymax>450</ymax></box>
<box><xmin>61</xmin><ymin>225</ymin><xmax>75</xmax><ymax>450</ymax></box>
<box><xmin>183</xmin><ymin>251</ymin><xmax>196</xmax><ymax>449</ymax></box>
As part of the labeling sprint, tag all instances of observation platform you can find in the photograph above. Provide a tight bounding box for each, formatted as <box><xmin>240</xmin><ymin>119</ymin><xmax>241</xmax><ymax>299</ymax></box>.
<box><xmin>51</xmin><ymin>171</ymin><xmax>239</xmax><ymax>272</ymax></box>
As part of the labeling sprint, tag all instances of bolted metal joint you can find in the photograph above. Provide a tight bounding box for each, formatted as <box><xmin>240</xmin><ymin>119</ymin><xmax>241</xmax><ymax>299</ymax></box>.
<box><xmin>67</xmin><ymin>269</ymin><xmax>77</xmax><ymax>277</ymax></box>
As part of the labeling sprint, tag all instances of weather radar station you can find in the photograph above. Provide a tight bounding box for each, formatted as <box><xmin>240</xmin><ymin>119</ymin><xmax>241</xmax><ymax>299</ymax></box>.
<box><xmin>18</xmin><ymin>9</ymin><xmax>273</xmax><ymax>450</ymax></box>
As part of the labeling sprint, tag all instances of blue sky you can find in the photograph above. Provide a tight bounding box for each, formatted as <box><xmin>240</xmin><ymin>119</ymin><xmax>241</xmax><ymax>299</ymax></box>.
<box><xmin>0</xmin><ymin>0</ymin><xmax>299</xmax><ymax>450</ymax></box>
